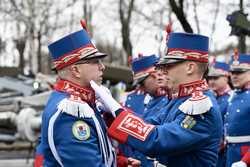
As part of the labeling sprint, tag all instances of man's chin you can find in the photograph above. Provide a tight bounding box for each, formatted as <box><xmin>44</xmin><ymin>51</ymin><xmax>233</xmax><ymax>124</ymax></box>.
<box><xmin>94</xmin><ymin>79</ymin><xmax>103</xmax><ymax>85</ymax></box>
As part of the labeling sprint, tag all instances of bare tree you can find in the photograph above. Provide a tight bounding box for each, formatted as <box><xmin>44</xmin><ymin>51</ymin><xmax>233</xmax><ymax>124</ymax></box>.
<box><xmin>192</xmin><ymin>0</ymin><xmax>200</xmax><ymax>33</ymax></box>
<box><xmin>210</xmin><ymin>0</ymin><xmax>220</xmax><ymax>38</ymax></box>
<box><xmin>0</xmin><ymin>0</ymin><xmax>80</xmax><ymax>74</ymax></box>
<box><xmin>82</xmin><ymin>0</ymin><xmax>93</xmax><ymax>37</ymax></box>
<box><xmin>169</xmin><ymin>0</ymin><xmax>193</xmax><ymax>33</ymax></box>
<box><xmin>119</xmin><ymin>0</ymin><xmax>135</xmax><ymax>60</ymax></box>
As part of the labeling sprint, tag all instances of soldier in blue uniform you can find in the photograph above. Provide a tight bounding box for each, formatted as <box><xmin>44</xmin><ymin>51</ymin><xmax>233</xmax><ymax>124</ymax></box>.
<box><xmin>122</xmin><ymin>54</ymin><xmax>168</xmax><ymax>118</ymax></box>
<box><xmin>207</xmin><ymin>61</ymin><xmax>232</xmax><ymax>167</ymax></box>
<box><xmin>120</xmin><ymin>54</ymin><xmax>169</xmax><ymax>167</ymax></box>
<box><xmin>37</xmin><ymin>20</ymin><xmax>141</xmax><ymax>167</ymax></box>
<box><xmin>90</xmin><ymin>32</ymin><xmax>223</xmax><ymax>167</ymax></box>
<box><xmin>225</xmin><ymin>52</ymin><xmax>250</xmax><ymax>167</ymax></box>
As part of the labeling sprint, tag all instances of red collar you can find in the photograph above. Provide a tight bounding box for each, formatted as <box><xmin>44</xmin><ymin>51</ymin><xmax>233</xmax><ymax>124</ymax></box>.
<box><xmin>54</xmin><ymin>78</ymin><xmax>95</xmax><ymax>105</ymax></box>
<box><xmin>171</xmin><ymin>80</ymin><xmax>209</xmax><ymax>99</ymax></box>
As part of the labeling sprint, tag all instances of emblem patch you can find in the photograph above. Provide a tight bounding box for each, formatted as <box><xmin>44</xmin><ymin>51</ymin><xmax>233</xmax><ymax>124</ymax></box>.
<box><xmin>72</xmin><ymin>121</ymin><xmax>90</xmax><ymax>140</ymax></box>
<box><xmin>117</xmin><ymin>113</ymin><xmax>155</xmax><ymax>141</ymax></box>
<box><xmin>181</xmin><ymin>115</ymin><xmax>196</xmax><ymax>129</ymax></box>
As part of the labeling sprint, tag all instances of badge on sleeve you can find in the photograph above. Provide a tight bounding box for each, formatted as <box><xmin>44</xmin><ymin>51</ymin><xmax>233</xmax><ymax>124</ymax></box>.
<box><xmin>181</xmin><ymin>115</ymin><xmax>196</xmax><ymax>129</ymax></box>
<box><xmin>72</xmin><ymin>120</ymin><xmax>90</xmax><ymax>140</ymax></box>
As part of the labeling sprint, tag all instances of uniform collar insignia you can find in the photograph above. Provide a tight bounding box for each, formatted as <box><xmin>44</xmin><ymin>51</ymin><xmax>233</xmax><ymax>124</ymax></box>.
<box><xmin>54</xmin><ymin>78</ymin><xmax>95</xmax><ymax>105</ymax></box>
<box><xmin>172</xmin><ymin>80</ymin><xmax>208</xmax><ymax>98</ymax></box>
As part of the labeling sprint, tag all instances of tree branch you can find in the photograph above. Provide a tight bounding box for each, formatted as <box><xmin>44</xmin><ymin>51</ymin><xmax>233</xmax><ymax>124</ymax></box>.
<box><xmin>169</xmin><ymin>0</ymin><xmax>193</xmax><ymax>33</ymax></box>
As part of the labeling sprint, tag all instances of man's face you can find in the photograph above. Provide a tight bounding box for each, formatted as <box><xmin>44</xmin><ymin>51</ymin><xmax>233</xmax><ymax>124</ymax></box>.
<box><xmin>75</xmin><ymin>58</ymin><xmax>105</xmax><ymax>86</ymax></box>
<box><xmin>158</xmin><ymin>61</ymin><xmax>187</xmax><ymax>92</ymax></box>
<box><xmin>230</xmin><ymin>70</ymin><xmax>250</xmax><ymax>88</ymax></box>
<box><xmin>208</xmin><ymin>76</ymin><xmax>228</xmax><ymax>92</ymax></box>
<box><xmin>143</xmin><ymin>70</ymin><xmax>167</xmax><ymax>95</ymax></box>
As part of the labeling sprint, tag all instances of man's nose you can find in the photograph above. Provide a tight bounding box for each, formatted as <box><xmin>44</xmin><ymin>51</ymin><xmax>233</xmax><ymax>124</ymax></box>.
<box><xmin>99</xmin><ymin>61</ymin><xmax>105</xmax><ymax>71</ymax></box>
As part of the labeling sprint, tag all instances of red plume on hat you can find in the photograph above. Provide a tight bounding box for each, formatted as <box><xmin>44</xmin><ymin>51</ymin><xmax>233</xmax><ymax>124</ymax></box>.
<box><xmin>233</xmin><ymin>48</ymin><xmax>239</xmax><ymax>61</ymax></box>
<box><xmin>80</xmin><ymin>20</ymin><xmax>87</xmax><ymax>30</ymax></box>
<box><xmin>233</xmin><ymin>48</ymin><xmax>240</xmax><ymax>65</ymax></box>
<box><xmin>80</xmin><ymin>19</ymin><xmax>91</xmax><ymax>35</ymax></box>
<box><xmin>165</xmin><ymin>21</ymin><xmax>173</xmax><ymax>42</ymax></box>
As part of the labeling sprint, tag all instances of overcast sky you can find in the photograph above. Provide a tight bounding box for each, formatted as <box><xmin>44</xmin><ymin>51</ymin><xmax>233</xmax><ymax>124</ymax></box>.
<box><xmin>0</xmin><ymin>0</ymin><xmax>250</xmax><ymax>66</ymax></box>
<box><xmin>92</xmin><ymin>0</ymin><xmax>250</xmax><ymax>58</ymax></box>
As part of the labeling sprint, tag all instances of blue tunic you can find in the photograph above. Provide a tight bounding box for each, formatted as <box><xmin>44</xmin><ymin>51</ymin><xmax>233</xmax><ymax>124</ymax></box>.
<box><xmin>217</xmin><ymin>92</ymin><xmax>231</xmax><ymax>123</ymax></box>
<box><xmin>143</xmin><ymin>96</ymin><xmax>169</xmax><ymax>121</ymax></box>
<box><xmin>124</xmin><ymin>90</ymin><xmax>146</xmax><ymax>116</ymax></box>
<box><xmin>121</xmin><ymin>90</ymin><xmax>169</xmax><ymax>167</ymax></box>
<box><xmin>225</xmin><ymin>88</ymin><xmax>250</xmax><ymax>167</ymax></box>
<box><xmin>41</xmin><ymin>91</ymin><xmax>114</xmax><ymax>167</ymax></box>
<box><xmin>131</xmin><ymin>95</ymin><xmax>169</xmax><ymax>167</ymax></box>
<box><xmin>215</xmin><ymin>91</ymin><xmax>231</xmax><ymax>167</ymax></box>
<box><xmin>110</xmin><ymin>90</ymin><xmax>223</xmax><ymax>167</ymax></box>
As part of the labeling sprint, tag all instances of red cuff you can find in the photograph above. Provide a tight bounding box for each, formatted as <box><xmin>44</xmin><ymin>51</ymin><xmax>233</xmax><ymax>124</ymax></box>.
<box><xmin>34</xmin><ymin>154</ymin><xmax>44</xmax><ymax>167</ymax></box>
<box><xmin>108</xmin><ymin>110</ymin><xmax>131</xmax><ymax>143</ymax></box>
<box><xmin>242</xmin><ymin>151</ymin><xmax>250</xmax><ymax>165</ymax></box>
<box><xmin>108</xmin><ymin>109</ymin><xmax>155</xmax><ymax>143</ymax></box>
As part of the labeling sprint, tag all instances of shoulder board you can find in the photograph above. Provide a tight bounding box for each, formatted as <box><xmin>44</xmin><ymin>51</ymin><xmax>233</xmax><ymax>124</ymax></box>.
<box><xmin>178</xmin><ymin>91</ymin><xmax>212</xmax><ymax>115</ymax></box>
<box><xmin>57</xmin><ymin>98</ymin><xmax>94</xmax><ymax>118</ymax></box>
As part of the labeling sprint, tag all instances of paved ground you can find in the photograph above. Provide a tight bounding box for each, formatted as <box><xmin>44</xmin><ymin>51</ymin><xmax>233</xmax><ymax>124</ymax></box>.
<box><xmin>0</xmin><ymin>142</ymin><xmax>35</xmax><ymax>167</ymax></box>
<box><xmin>0</xmin><ymin>159</ymin><xmax>33</xmax><ymax>167</ymax></box>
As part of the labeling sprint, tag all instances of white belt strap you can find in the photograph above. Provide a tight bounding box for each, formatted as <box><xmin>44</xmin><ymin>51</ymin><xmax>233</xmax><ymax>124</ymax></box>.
<box><xmin>48</xmin><ymin>109</ymin><xmax>64</xmax><ymax>167</ymax></box>
<box><xmin>226</xmin><ymin>135</ymin><xmax>250</xmax><ymax>143</ymax></box>
<box><xmin>92</xmin><ymin>115</ymin><xmax>108</xmax><ymax>165</ymax></box>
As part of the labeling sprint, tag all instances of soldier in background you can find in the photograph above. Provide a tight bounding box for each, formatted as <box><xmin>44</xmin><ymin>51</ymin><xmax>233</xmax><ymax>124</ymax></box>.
<box><xmin>121</xmin><ymin>54</ymin><xmax>168</xmax><ymax>117</ymax></box>
<box><xmin>120</xmin><ymin>54</ymin><xmax>169</xmax><ymax>167</ymax></box>
<box><xmin>225</xmin><ymin>52</ymin><xmax>250</xmax><ymax>167</ymax></box>
<box><xmin>207</xmin><ymin>61</ymin><xmax>232</xmax><ymax>167</ymax></box>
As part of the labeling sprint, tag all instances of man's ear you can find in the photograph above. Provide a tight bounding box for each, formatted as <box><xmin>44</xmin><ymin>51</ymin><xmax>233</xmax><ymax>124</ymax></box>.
<box><xmin>186</xmin><ymin>62</ymin><xmax>195</xmax><ymax>75</ymax></box>
<box><xmin>70</xmin><ymin>65</ymin><xmax>81</xmax><ymax>78</ymax></box>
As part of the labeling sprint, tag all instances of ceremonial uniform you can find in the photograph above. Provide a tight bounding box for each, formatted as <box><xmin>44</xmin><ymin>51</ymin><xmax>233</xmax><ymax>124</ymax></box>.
<box><xmin>37</xmin><ymin>21</ymin><xmax>116</xmax><ymax>167</ymax></box>
<box><xmin>123</xmin><ymin>55</ymin><xmax>160</xmax><ymax>116</ymax></box>
<box><xmin>42</xmin><ymin>80</ymin><xmax>115</xmax><ymax>167</ymax></box>
<box><xmin>120</xmin><ymin>54</ymin><xmax>169</xmax><ymax>167</ymax></box>
<box><xmin>224</xmin><ymin>53</ymin><xmax>250</xmax><ymax>167</ymax></box>
<box><xmin>108</xmin><ymin>80</ymin><xmax>222</xmax><ymax>167</ymax></box>
<box><xmin>123</xmin><ymin>92</ymin><xmax>169</xmax><ymax>167</ymax></box>
<box><xmin>208</xmin><ymin>61</ymin><xmax>232</xmax><ymax>167</ymax></box>
<box><xmin>225</xmin><ymin>86</ymin><xmax>250</xmax><ymax>167</ymax></box>
<box><xmin>91</xmin><ymin>33</ymin><xmax>223</xmax><ymax>167</ymax></box>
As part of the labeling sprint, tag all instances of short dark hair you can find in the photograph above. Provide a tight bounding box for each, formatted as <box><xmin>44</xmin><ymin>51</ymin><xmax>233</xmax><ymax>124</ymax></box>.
<box><xmin>195</xmin><ymin>62</ymin><xmax>209</xmax><ymax>79</ymax></box>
